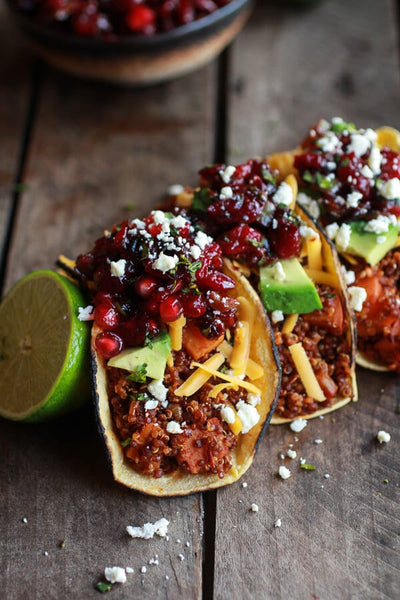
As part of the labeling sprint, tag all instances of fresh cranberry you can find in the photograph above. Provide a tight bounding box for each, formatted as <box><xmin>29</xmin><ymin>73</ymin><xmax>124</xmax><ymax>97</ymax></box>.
<box><xmin>95</xmin><ymin>332</ymin><xmax>123</xmax><ymax>359</ymax></box>
<box><xmin>180</xmin><ymin>293</ymin><xmax>207</xmax><ymax>318</ymax></box>
<box><xmin>196</xmin><ymin>270</ymin><xmax>235</xmax><ymax>292</ymax></box>
<box><xmin>294</xmin><ymin>152</ymin><xmax>328</xmax><ymax>171</ymax></box>
<box><xmin>93</xmin><ymin>290</ymin><xmax>114</xmax><ymax>306</ymax></box>
<box><xmin>126</xmin><ymin>5</ymin><xmax>156</xmax><ymax>33</ymax></box>
<box><xmin>159</xmin><ymin>295</ymin><xmax>183</xmax><ymax>322</ymax></box>
<box><xmin>217</xmin><ymin>224</ymin><xmax>266</xmax><ymax>263</ymax></box>
<box><xmin>117</xmin><ymin>316</ymin><xmax>146</xmax><ymax>347</ymax></box>
<box><xmin>380</xmin><ymin>149</ymin><xmax>400</xmax><ymax>180</ymax></box>
<box><xmin>94</xmin><ymin>303</ymin><xmax>120</xmax><ymax>330</ymax></box>
<box><xmin>337</xmin><ymin>153</ymin><xmax>372</xmax><ymax>199</ymax></box>
<box><xmin>268</xmin><ymin>216</ymin><xmax>300</xmax><ymax>259</ymax></box>
<box><xmin>146</xmin><ymin>318</ymin><xmax>160</xmax><ymax>337</ymax></box>
<box><xmin>134</xmin><ymin>275</ymin><xmax>159</xmax><ymax>298</ymax></box>
<box><xmin>75</xmin><ymin>252</ymin><xmax>95</xmax><ymax>278</ymax></box>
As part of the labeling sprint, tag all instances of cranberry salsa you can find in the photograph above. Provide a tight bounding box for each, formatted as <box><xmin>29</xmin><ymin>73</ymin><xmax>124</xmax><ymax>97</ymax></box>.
<box><xmin>294</xmin><ymin>118</ymin><xmax>400</xmax><ymax>371</ymax></box>
<box><xmin>172</xmin><ymin>158</ymin><xmax>354</xmax><ymax>419</ymax></box>
<box><xmin>76</xmin><ymin>210</ymin><xmax>264</xmax><ymax>479</ymax></box>
<box><xmin>11</xmin><ymin>0</ymin><xmax>233</xmax><ymax>38</ymax></box>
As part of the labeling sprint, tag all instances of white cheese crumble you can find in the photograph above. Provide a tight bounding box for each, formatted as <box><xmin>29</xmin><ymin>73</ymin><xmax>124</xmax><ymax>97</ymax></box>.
<box><xmin>324</xmin><ymin>473</ymin><xmax>330</xmax><ymax>479</ymax></box>
<box><xmin>278</xmin><ymin>466</ymin><xmax>291</xmax><ymax>480</ymax></box>
<box><xmin>166</xmin><ymin>421</ymin><xmax>184</xmax><ymax>434</ymax></box>
<box><xmin>220</xmin><ymin>405</ymin><xmax>236</xmax><ymax>425</ymax></box>
<box><xmin>314</xmin><ymin>438</ymin><xmax>323</xmax><ymax>444</ymax></box>
<box><xmin>250</xmin><ymin>503</ymin><xmax>259</xmax><ymax>512</ymax></box>
<box><xmin>77</xmin><ymin>305</ymin><xmax>94</xmax><ymax>321</ymax></box>
<box><xmin>190</xmin><ymin>244</ymin><xmax>202</xmax><ymax>260</ymax></box>
<box><xmin>377</xmin><ymin>235</ymin><xmax>387</xmax><ymax>244</ymax></box>
<box><xmin>171</xmin><ymin>214</ymin><xmax>189</xmax><ymax>229</ymax></box>
<box><xmin>126</xmin><ymin>517</ymin><xmax>170</xmax><ymax>539</ymax></box>
<box><xmin>348</xmin><ymin>286</ymin><xmax>367</xmax><ymax>312</ymax></box>
<box><xmin>236</xmin><ymin>400</ymin><xmax>260</xmax><ymax>434</ymax></box>
<box><xmin>364</xmin><ymin>214</ymin><xmax>396</xmax><ymax>234</ymax></box>
<box><xmin>242</xmin><ymin>482</ymin><xmax>248</xmax><ymax>488</ymax></box>
<box><xmin>194</xmin><ymin>230</ymin><xmax>213</xmax><ymax>250</ymax></box>
<box><xmin>147</xmin><ymin>379</ymin><xmax>168</xmax><ymax>406</ymax></box>
<box><xmin>247</xmin><ymin>393</ymin><xmax>261</xmax><ymax>407</ymax></box>
<box><xmin>299</xmin><ymin>224</ymin><xmax>318</xmax><ymax>240</ymax></box>
<box><xmin>153</xmin><ymin>252</ymin><xmax>179</xmax><ymax>273</ymax></box>
<box><xmin>335</xmin><ymin>223</ymin><xmax>352</xmax><ymax>251</ymax></box>
<box><xmin>110</xmin><ymin>259</ymin><xmax>126</xmax><ymax>278</ymax></box>
<box><xmin>167</xmin><ymin>183</ymin><xmax>184</xmax><ymax>196</ymax></box>
<box><xmin>141</xmin><ymin>566</ymin><xmax>147</xmax><ymax>574</ymax></box>
<box><xmin>360</xmin><ymin>165</ymin><xmax>373</xmax><ymax>179</ymax></box>
<box><xmin>368</xmin><ymin>146</ymin><xmax>382</xmax><ymax>174</ymax></box>
<box><xmin>104</xmin><ymin>567</ymin><xmax>127</xmax><ymax>584</ymax></box>
<box><xmin>144</xmin><ymin>400</ymin><xmax>159</xmax><ymax>411</ymax></box>
<box><xmin>273</xmin><ymin>182</ymin><xmax>293</xmax><ymax>207</ymax></box>
<box><xmin>377</xmin><ymin>430</ymin><xmax>391</xmax><ymax>444</ymax></box>
<box><xmin>271</xmin><ymin>310</ymin><xmax>284</xmax><ymax>323</ymax></box>
<box><xmin>270</xmin><ymin>261</ymin><xmax>286</xmax><ymax>281</ymax></box>
<box><xmin>178</xmin><ymin>554</ymin><xmax>185</xmax><ymax>561</ymax></box>
<box><xmin>274</xmin><ymin>518</ymin><xmax>282</xmax><ymax>528</ymax></box>
<box><xmin>290</xmin><ymin>418</ymin><xmax>308</xmax><ymax>433</ymax></box>
<box><xmin>346</xmin><ymin>191</ymin><xmax>363</xmax><ymax>208</ymax></box>
<box><xmin>220</xmin><ymin>165</ymin><xmax>236</xmax><ymax>184</ymax></box>
<box><xmin>378</xmin><ymin>177</ymin><xmax>400</xmax><ymax>200</ymax></box>
<box><xmin>220</xmin><ymin>186</ymin><xmax>233</xmax><ymax>199</ymax></box>
<box><xmin>22</xmin><ymin>517</ymin><xmax>28</xmax><ymax>524</ymax></box>
<box><xmin>125</xmin><ymin>567</ymin><xmax>134</xmax><ymax>574</ymax></box>
<box><xmin>287</xmin><ymin>449</ymin><xmax>297</xmax><ymax>459</ymax></box>
<box><xmin>341</xmin><ymin>265</ymin><xmax>356</xmax><ymax>286</ymax></box>
<box><xmin>325</xmin><ymin>222</ymin><xmax>339</xmax><ymax>240</ymax></box>
<box><xmin>316</xmin><ymin>132</ymin><xmax>340</xmax><ymax>153</ymax></box>
<box><xmin>348</xmin><ymin>133</ymin><xmax>371</xmax><ymax>157</ymax></box>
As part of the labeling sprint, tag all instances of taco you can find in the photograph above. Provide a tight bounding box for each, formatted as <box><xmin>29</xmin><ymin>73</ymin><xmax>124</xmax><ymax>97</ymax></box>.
<box><xmin>269</xmin><ymin>118</ymin><xmax>400</xmax><ymax>372</ymax></box>
<box><xmin>170</xmin><ymin>159</ymin><xmax>357</xmax><ymax>423</ymax></box>
<box><xmin>74</xmin><ymin>210</ymin><xmax>280</xmax><ymax>496</ymax></box>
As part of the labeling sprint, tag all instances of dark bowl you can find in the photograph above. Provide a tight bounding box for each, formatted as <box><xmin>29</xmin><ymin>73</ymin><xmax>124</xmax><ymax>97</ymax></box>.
<box><xmin>8</xmin><ymin>0</ymin><xmax>254</xmax><ymax>85</ymax></box>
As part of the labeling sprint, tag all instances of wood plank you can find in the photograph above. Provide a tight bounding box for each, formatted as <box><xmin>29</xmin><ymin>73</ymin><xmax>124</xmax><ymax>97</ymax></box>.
<box><xmin>0</xmin><ymin>51</ymin><xmax>217</xmax><ymax>598</ymax></box>
<box><xmin>214</xmin><ymin>1</ymin><xmax>400</xmax><ymax>598</ymax></box>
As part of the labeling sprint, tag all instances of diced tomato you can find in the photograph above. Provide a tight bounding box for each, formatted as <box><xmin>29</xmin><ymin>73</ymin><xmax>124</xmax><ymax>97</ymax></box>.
<box><xmin>172</xmin><ymin>419</ymin><xmax>231</xmax><ymax>474</ymax></box>
<box><xmin>355</xmin><ymin>275</ymin><xmax>396</xmax><ymax>336</ymax></box>
<box><xmin>355</xmin><ymin>275</ymin><xmax>382</xmax><ymax>306</ymax></box>
<box><xmin>302</xmin><ymin>292</ymin><xmax>344</xmax><ymax>335</ymax></box>
<box><xmin>182</xmin><ymin>321</ymin><xmax>224</xmax><ymax>360</ymax></box>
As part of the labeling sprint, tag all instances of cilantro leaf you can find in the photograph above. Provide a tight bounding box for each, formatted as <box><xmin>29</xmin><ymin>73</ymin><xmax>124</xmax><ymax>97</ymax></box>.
<box><xmin>127</xmin><ymin>364</ymin><xmax>148</xmax><ymax>383</ymax></box>
<box><xmin>192</xmin><ymin>188</ymin><xmax>213</xmax><ymax>212</ymax></box>
<box><xmin>300</xmin><ymin>463</ymin><xmax>316</xmax><ymax>471</ymax></box>
<box><xmin>95</xmin><ymin>581</ymin><xmax>112</xmax><ymax>593</ymax></box>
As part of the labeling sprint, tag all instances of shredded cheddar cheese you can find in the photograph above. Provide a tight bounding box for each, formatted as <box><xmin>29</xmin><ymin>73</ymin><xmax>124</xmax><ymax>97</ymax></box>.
<box><xmin>230</xmin><ymin>321</ymin><xmax>250</xmax><ymax>377</ymax></box>
<box><xmin>209</xmin><ymin>383</ymin><xmax>238</xmax><ymax>398</ymax></box>
<box><xmin>217</xmin><ymin>340</ymin><xmax>264</xmax><ymax>380</ymax></box>
<box><xmin>167</xmin><ymin>353</ymin><xmax>174</xmax><ymax>368</ymax></box>
<box><xmin>190</xmin><ymin>361</ymin><xmax>262</xmax><ymax>395</ymax></box>
<box><xmin>225</xmin><ymin>403</ymin><xmax>243</xmax><ymax>435</ymax></box>
<box><xmin>282</xmin><ymin>313</ymin><xmax>298</xmax><ymax>334</ymax></box>
<box><xmin>285</xmin><ymin>174</ymin><xmax>298</xmax><ymax>210</ymax></box>
<box><xmin>306</xmin><ymin>235</ymin><xmax>322</xmax><ymax>271</ymax></box>
<box><xmin>167</xmin><ymin>315</ymin><xmax>186</xmax><ymax>351</ymax></box>
<box><xmin>304</xmin><ymin>268</ymin><xmax>338</xmax><ymax>288</ymax></box>
<box><xmin>174</xmin><ymin>353</ymin><xmax>225</xmax><ymax>397</ymax></box>
<box><xmin>288</xmin><ymin>342</ymin><xmax>325</xmax><ymax>402</ymax></box>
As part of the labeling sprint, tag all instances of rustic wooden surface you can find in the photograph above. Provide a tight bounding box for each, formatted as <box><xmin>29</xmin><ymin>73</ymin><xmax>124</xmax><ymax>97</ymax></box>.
<box><xmin>1</xmin><ymin>1</ymin><xmax>399</xmax><ymax>599</ymax></box>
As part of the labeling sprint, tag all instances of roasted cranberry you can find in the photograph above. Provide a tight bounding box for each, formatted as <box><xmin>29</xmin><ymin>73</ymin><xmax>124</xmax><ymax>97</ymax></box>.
<box><xmin>380</xmin><ymin>149</ymin><xmax>400</xmax><ymax>180</ymax></box>
<box><xmin>196</xmin><ymin>270</ymin><xmax>235</xmax><ymax>292</ymax></box>
<box><xmin>126</xmin><ymin>4</ymin><xmax>156</xmax><ymax>33</ymax></box>
<box><xmin>180</xmin><ymin>293</ymin><xmax>207</xmax><ymax>318</ymax></box>
<box><xmin>268</xmin><ymin>216</ymin><xmax>300</xmax><ymax>259</ymax></box>
<box><xmin>117</xmin><ymin>316</ymin><xmax>146</xmax><ymax>346</ymax></box>
<box><xmin>75</xmin><ymin>252</ymin><xmax>95</xmax><ymax>278</ymax></box>
<box><xmin>134</xmin><ymin>275</ymin><xmax>159</xmax><ymax>298</ymax></box>
<box><xmin>336</xmin><ymin>153</ymin><xmax>372</xmax><ymax>199</ymax></box>
<box><xmin>146</xmin><ymin>318</ymin><xmax>160</xmax><ymax>337</ymax></box>
<box><xmin>294</xmin><ymin>152</ymin><xmax>328</xmax><ymax>171</ymax></box>
<box><xmin>159</xmin><ymin>295</ymin><xmax>183</xmax><ymax>322</ymax></box>
<box><xmin>94</xmin><ymin>303</ymin><xmax>120</xmax><ymax>330</ymax></box>
<box><xmin>95</xmin><ymin>331</ymin><xmax>123</xmax><ymax>359</ymax></box>
<box><xmin>217</xmin><ymin>224</ymin><xmax>266</xmax><ymax>263</ymax></box>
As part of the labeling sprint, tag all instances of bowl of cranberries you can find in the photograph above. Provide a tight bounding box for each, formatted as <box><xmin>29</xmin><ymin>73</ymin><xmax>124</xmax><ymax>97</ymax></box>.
<box><xmin>7</xmin><ymin>0</ymin><xmax>253</xmax><ymax>85</ymax></box>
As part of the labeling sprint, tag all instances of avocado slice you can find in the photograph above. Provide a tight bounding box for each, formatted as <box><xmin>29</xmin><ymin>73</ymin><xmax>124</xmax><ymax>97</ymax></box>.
<box><xmin>108</xmin><ymin>330</ymin><xmax>171</xmax><ymax>380</ymax></box>
<box><xmin>344</xmin><ymin>220</ymin><xmax>399</xmax><ymax>266</ymax></box>
<box><xmin>259</xmin><ymin>258</ymin><xmax>322</xmax><ymax>315</ymax></box>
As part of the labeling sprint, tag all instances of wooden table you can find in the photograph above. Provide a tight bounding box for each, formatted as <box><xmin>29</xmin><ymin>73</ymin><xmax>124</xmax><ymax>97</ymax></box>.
<box><xmin>1</xmin><ymin>1</ymin><xmax>400</xmax><ymax>598</ymax></box>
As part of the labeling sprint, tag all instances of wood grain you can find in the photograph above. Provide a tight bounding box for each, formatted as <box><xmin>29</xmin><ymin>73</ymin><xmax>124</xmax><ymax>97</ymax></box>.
<box><xmin>0</xmin><ymin>36</ymin><xmax>218</xmax><ymax>599</ymax></box>
<box><xmin>213</xmin><ymin>1</ymin><xmax>400</xmax><ymax>598</ymax></box>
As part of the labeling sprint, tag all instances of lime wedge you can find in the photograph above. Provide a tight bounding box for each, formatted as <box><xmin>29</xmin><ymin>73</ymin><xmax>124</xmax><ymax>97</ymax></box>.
<box><xmin>0</xmin><ymin>270</ymin><xmax>91</xmax><ymax>422</ymax></box>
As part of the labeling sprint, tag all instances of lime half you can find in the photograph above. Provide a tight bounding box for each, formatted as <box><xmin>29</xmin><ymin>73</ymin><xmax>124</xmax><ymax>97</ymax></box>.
<box><xmin>0</xmin><ymin>270</ymin><xmax>91</xmax><ymax>422</ymax></box>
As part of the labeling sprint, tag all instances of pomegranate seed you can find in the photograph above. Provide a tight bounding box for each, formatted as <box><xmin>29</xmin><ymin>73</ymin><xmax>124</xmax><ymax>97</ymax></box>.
<box><xmin>134</xmin><ymin>275</ymin><xmax>158</xmax><ymax>298</ymax></box>
<box><xmin>126</xmin><ymin>5</ymin><xmax>156</xmax><ymax>33</ymax></box>
<box><xmin>159</xmin><ymin>295</ymin><xmax>183</xmax><ymax>322</ymax></box>
<box><xmin>180</xmin><ymin>293</ymin><xmax>207</xmax><ymax>318</ymax></box>
<box><xmin>95</xmin><ymin>332</ymin><xmax>123</xmax><ymax>359</ymax></box>
<box><xmin>94</xmin><ymin>303</ymin><xmax>120</xmax><ymax>330</ymax></box>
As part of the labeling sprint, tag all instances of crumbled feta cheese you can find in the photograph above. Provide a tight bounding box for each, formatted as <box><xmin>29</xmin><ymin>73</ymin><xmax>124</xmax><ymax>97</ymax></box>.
<box><xmin>368</xmin><ymin>147</ymin><xmax>382</xmax><ymax>174</ymax></box>
<box><xmin>126</xmin><ymin>517</ymin><xmax>170</xmax><ymax>539</ymax></box>
<box><xmin>220</xmin><ymin>165</ymin><xmax>236</xmax><ymax>184</ymax></box>
<box><xmin>364</xmin><ymin>128</ymin><xmax>377</xmax><ymax>144</ymax></box>
<box><xmin>348</xmin><ymin>133</ymin><xmax>371</xmax><ymax>157</ymax></box>
<box><xmin>250</xmin><ymin>503</ymin><xmax>259</xmax><ymax>512</ymax></box>
<box><xmin>341</xmin><ymin>265</ymin><xmax>356</xmax><ymax>286</ymax></box>
<box><xmin>194</xmin><ymin>230</ymin><xmax>213</xmax><ymax>250</ymax></box>
<box><xmin>316</xmin><ymin>132</ymin><xmax>340</xmax><ymax>153</ymax></box>
<box><xmin>144</xmin><ymin>400</ymin><xmax>159</xmax><ymax>411</ymax></box>
<box><xmin>151</xmin><ymin>210</ymin><xmax>167</xmax><ymax>225</ymax></box>
<box><xmin>220</xmin><ymin>186</ymin><xmax>233</xmax><ymax>199</ymax></box>
<box><xmin>324</xmin><ymin>473</ymin><xmax>330</xmax><ymax>479</ymax></box>
<box><xmin>220</xmin><ymin>405</ymin><xmax>236</xmax><ymax>425</ymax></box>
<box><xmin>360</xmin><ymin>165</ymin><xmax>373</xmax><ymax>179</ymax></box>
<box><xmin>22</xmin><ymin>517</ymin><xmax>28</xmax><ymax>524</ymax></box>
<box><xmin>335</xmin><ymin>223</ymin><xmax>352</xmax><ymax>251</ymax></box>
<box><xmin>348</xmin><ymin>286</ymin><xmax>367</xmax><ymax>312</ymax></box>
<box><xmin>171</xmin><ymin>215</ymin><xmax>189</xmax><ymax>229</ymax></box>
<box><xmin>153</xmin><ymin>252</ymin><xmax>179</xmax><ymax>273</ymax></box>
<box><xmin>242</xmin><ymin>482</ymin><xmax>248</xmax><ymax>488</ymax></box>
<box><xmin>178</xmin><ymin>554</ymin><xmax>185</xmax><ymax>561</ymax></box>
<box><xmin>247</xmin><ymin>393</ymin><xmax>261</xmax><ymax>406</ymax></box>
<box><xmin>318</xmin><ymin>118</ymin><xmax>331</xmax><ymax>132</ymax></box>
<box><xmin>271</xmin><ymin>310</ymin><xmax>284</xmax><ymax>323</ymax></box>
<box><xmin>190</xmin><ymin>244</ymin><xmax>202</xmax><ymax>260</ymax></box>
<box><xmin>376</xmin><ymin>235</ymin><xmax>387</xmax><ymax>244</ymax></box>
<box><xmin>287</xmin><ymin>449</ymin><xmax>297</xmax><ymax>459</ymax></box>
<box><xmin>149</xmin><ymin>557</ymin><xmax>159</xmax><ymax>566</ymax></box>
<box><xmin>273</xmin><ymin>182</ymin><xmax>293</xmax><ymax>207</ymax></box>
<box><xmin>314</xmin><ymin>439</ymin><xmax>323</xmax><ymax>444</ymax></box>
<box><xmin>126</xmin><ymin>567</ymin><xmax>134</xmax><ymax>574</ymax></box>
<box><xmin>270</xmin><ymin>261</ymin><xmax>286</xmax><ymax>281</ymax></box>
<box><xmin>290</xmin><ymin>418</ymin><xmax>308</xmax><ymax>433</ymax></box>
<box><xmin>167</xmin><ymin>183</ymin><xmax>184</xmax><ymax>196</ymax></box>
<box><xmin>77</xmin><ymin>305</ymin><xmax>94</xmax><ymax>321</ymax></box>
<box><xmin>278</xmin><ymin>466</ymin><xmax>291</xmax><ymax>480</ymax></box>
<box><xmin>346</xmin><ymin>191</ymin><xmax>363</xmax><ymax>208</ymax></box>
<box><xmin>325</xmin><ymin>222</ymin><xmax>339</xmax><ymax>240</ymax></box>
<box><xmin>104</xmin><ymin>567</ymin><xmax>127</xmax><ymax>584</ymax></box>
<box><xmin>148</xmin><ymin>379</ymin><xmax>168</xmax><ymax>405</ymax></box>
<box><xmin>377</xmin><ymin>430</ymin><xmax>391</xmax><ymax>444</ymax></box>
<box><xmin>300</xmin><ymin>458</ymin><xmax>306</xmax><ymax>465</ymax></box>
<box><xmin>308</xmin><ymin>200</ymin><xmax>321</xmax><ymax>220</ymax></box>
<box><xmin>110</xmin><ymin>259</ymin><xmax>126</xmax><ymax>278</ymax></box>
<box><xmin>274</xmin><ymin>518</ymin><xmax>282</xmax><ymax>528</ymax></box>
<box><xmin>236</xmin><ymin>400</ymin><xmax>260</xmax><ymax>434</ymax></box>
<box><xmin>299</xmin><ymin>225</ymin><xmax>318</xmax><ymax>240</ymax></box>
<box><xmin>141</xmin><ymin>566</ymin><xmax>147</xmax><ymax>574</ymax></box>
<box><xmin>364</xmin><ymin>214</ymin><xmax>392</xmax><ymax>234</ymax></box>
<box><xmin>378</xmin><ymin>177</ymin><xmax>400</xmax><ymax>200</ymax></box>
<box><xmin>166</xmin><ymin>421</ymin><xmax>183</xmax><ymax>434</ymax></box>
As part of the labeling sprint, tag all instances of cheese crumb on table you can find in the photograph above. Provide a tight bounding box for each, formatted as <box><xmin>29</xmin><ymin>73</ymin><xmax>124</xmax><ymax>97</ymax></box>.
<box><xmin>278</xmin><ymin>466</ymin><xmax>291</xmax><ymax>480</ymax></box>
<box><xmin>250</xmin><ymin>503</ymin><xmax>259</xmax><ymax>512</ymax></box>
<box><xmin>104</xmin><ymin>567</ymin><xmax>127</xmax><ymax>584</ymax></box>
<box><xmin>377</xmin><ymin>430</ymin><xmax>391</xmax><ymax>444</ymax></box>
<box><xmin>274</xmin><ymin>518</ymin><xmax>282</xmax><ymax>528</ymax></box>
<box><xmin>290</xmin><ymin>418</ymin><xmax>308</xmax><ymax>433</ymax></box>
<box><xmin>126</xmin><ymin>517</ymin><xmax>169</xmax><ymax>539</ymax></box>
<box><xmin>287</xmin><ymin>449</ymin><xmax>297</xmax><ymax>459</ymax></box>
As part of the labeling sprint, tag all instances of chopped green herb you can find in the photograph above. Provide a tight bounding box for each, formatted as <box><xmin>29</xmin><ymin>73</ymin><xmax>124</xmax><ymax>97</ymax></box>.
<box><xmin>137</xmin><ymin>393</ymin><xmax>148</xmax><ymax>401</ymax></box>
<box><xmin>115</xmin><ymin>302</ymin><xmax>128</xmax><ymax>317</ymax></box>
<box><xmin>302</xmin><ymin>170</ymin><xmax>314</xmax><ymax>184</ymax></box>
<box><xmin>261</xmin><ymin>165</ymin><xmax>277</xmax><ymax>186</ymax></box>
<box><xmin>315</xmin><ymin>173</ymin><xmax>336</xmax><ymax>190</ymax></box>
<box><xmin>192</xmin><ymin>187</ymin><xmax>213</xmax><ymax>212</ymax></box>
<box><xmin>121</xmin><ymin>437</ymin><xmax>132</xmax><ymax>447</ymax></box>
<box><xmin>96</xmin><ymin>581</ymin><xmax>112</xmax><ymax>593</ymax></box>
<box><xmin>324</xmin><ymin>293</ymin><xmax>336</xmax><ymax>299</ymax></box>
<box><xmin>127</xmin><ymin>364</ymin><xmax>148</xmax><ymax>383</ymax></box>
<box><xmin>247</xmin><ymin>238</ymin><xmax>264</xmax><ymax>248</ymax></box>
<box><xmin>331</xmin><ymin>120</ymin><xmax>356</xmax><ymax>134</ymax></box>
<box><xmin>300</xmin><ymin>463</ymin><xmax>316</xmax><ymax>471</ymax></box>
<box><xmin>340</xmin><ymin>157</ymin><xmax>350</xmax><ymax>167</ymax></box>
<box><xmin>383</xmin><ymin>479</ymin><xmax>389</xmax><ymax>484</ymax></box>
<box><xmin>144</xmin><ymin>334</ymin><xmax>154</xmax><ymax>349</ymax></box>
